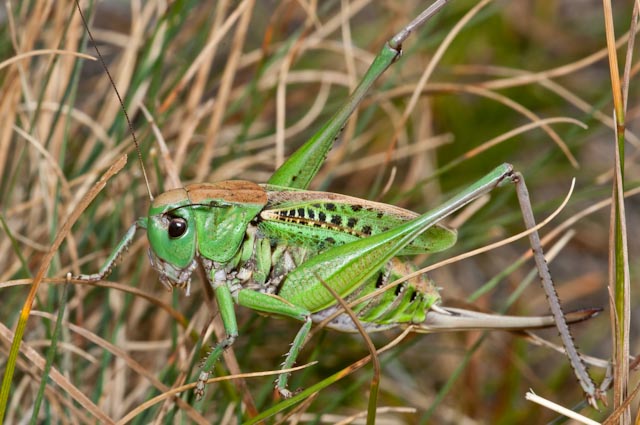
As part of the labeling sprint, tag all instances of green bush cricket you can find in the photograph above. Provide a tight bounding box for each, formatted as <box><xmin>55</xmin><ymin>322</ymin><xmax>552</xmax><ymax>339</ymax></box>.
<box><xmin>72</xmin><ymin>0</ymin><xmax>604</xmax><ymax>408</ymax></box>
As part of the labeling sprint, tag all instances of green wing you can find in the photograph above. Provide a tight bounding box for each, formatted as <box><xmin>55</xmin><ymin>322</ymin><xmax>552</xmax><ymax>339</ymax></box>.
<box><xmin>259</xmin><ymin>185</ymin><xmax>457</xmax><ymax>254</ymax></box>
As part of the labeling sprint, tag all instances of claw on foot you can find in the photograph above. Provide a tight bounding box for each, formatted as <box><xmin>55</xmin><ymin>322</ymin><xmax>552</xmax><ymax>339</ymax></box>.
<box><xmin>277</xmin><ymin>388</ymin><xmax>293</xmax><ymax>399</ymax></box>
<box><xmin>195</xmin><ymin>371</ymin><xmax>209</xmax><ymax>400</ymax></box>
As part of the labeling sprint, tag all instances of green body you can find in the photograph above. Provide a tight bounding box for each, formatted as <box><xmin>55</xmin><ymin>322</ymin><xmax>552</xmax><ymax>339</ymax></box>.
<box><xmin>146</xmin><ymin>180</ymin><xmax>454</xmax><ymax>326</ymax></box>
<box><xmin>137</xmin><ymin>162</ymin><xmax>519</xmax><ymax>398</ymax></box>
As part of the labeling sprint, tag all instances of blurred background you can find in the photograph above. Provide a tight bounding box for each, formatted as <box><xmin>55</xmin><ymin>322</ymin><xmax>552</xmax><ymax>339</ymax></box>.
<box><xmin>0</xmin><ymin>0</ymin><xmax>638</xmax><ymax>423</ymax></box>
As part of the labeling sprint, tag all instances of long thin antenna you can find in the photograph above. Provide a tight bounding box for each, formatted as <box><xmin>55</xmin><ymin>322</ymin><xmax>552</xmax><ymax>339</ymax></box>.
<box><xmin>74</xmin><ymin>1</ymin><xmax>154</xmax><ymax>201</ymax></box>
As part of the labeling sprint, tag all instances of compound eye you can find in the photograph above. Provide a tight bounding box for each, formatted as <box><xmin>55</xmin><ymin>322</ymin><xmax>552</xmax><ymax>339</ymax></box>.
<box><xmin>168</xmin><ymin>217</ymin><xmax>187</xmax><ymax>238</ymax></box>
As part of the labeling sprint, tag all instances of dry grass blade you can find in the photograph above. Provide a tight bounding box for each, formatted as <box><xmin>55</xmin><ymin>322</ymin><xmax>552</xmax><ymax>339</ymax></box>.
<box><xmin>456</xmin><ymin>64</ymin><xmax>640</xmax><ymax>148</ymax></box>
<box><xmin>27</xmin><ymin>310</ymin><xmax>208</xmax><ymax>424</ymax></box>
<box><xmin>526</xmin><ymin>390</ymin><xmax>600</xmax><ymax>425</ymax></box>
<box><xmin>602</xmin><ymin>380</ymin><xmax>640</xmax><ymax>425</ymax></box>
<box><xmin>117</xmin><ymin>364</ymin><xmax>315</xmax><ymax>424</ymax></box>
<box><xmin>0</xmin><ymin>154</ymin><xmax>126</xmax><ymax>421</ymax></box>
<box><xmin>0</xmin><ymin>49</ymin><xmax>95</xmax><ymax>70</ymax></box>
<box><xmin>601</xmin><ymin>0</ymin><xmax>632</xmax><ymax>420</ymax></box>
<box><xmin>376</xmin><ymin>82</ymin><xmax>579</xmax><ymax>168</ymax></box>
<box><xmin>0</xmin><ymin>321</ymin><xmax>113</xmax><ymax>424</ymax></box>
<box><xmin>524</xmin><ymin>332</ymin><xmax>610</xmax><ymax>370</ymax></box>
<box><xmin>386</xmin><ymin>0</ymin><xmax>494</xmax><ymax>161</ymax></box>
<box><xmin>196</xmin><ymin>0</ymin><xmax>256</xmax><ymax>180</ymax></box>
<box><xmin>159</xmin><ymin>0</ymin><xmax>248</xmax><ymax>114</ymax></box>
<box><xmin>317</xmin><ymin>273</ymin><xmax>381</xmax><ymax>425</ymax></box>
<box><xmin>475</xmin><ymin>26</ymin><xmax>640</xmax><ymax>91</ymax></box>
<box><xmin>620</xmin><ymin>2</ymin><xmax>638</xmax><ymax>112</ymax></box>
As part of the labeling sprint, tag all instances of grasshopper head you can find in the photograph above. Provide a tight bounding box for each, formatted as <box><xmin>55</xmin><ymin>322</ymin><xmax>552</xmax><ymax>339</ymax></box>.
<box><xmin>147</xmin><ymin>188</ymin><xmax>198</xmax><ymax>295</ymax></box>
<box><xmin>146</xmin><ymin>181</ymin><xmax>267</xmax><ymax>295</ymax></box>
